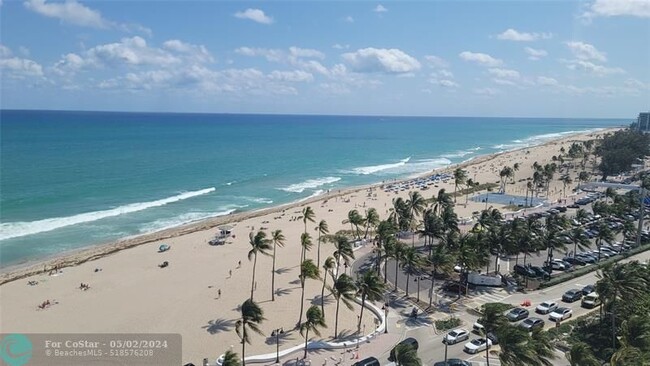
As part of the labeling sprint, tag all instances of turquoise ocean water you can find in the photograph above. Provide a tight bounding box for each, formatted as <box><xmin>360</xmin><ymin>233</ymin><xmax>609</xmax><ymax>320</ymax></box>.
<box><xmin>0</xmin><ymin>110</ymin><xmax>624</xmax><ymax>267</ymax></box>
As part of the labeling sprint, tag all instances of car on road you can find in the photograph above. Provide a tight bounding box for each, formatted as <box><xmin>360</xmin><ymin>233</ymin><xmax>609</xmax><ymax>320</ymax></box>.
<box><xmin>388</xmin><ymin>337</ymin><xmax>419</xmax><ymax>361</ymax></box>
<box><xmin>433</xmin><ymin>359</ymin><xmax>471</xmax><ymax>366</ymax></box>
<box><xmin>443</xmin><ymin>329</ymin><xmax>470</xmax><ymax>345</ymax></box>
<box><xmin>519</xmin><ymin>317</ymin><xmax>545</xmax><ymax>331</ymax></box>
<box><xmin>506</xmin><ymin>307</ymin><xmax>530</xmax><ymax>322</ymax></box>
<box><xmin>581</xmin><ymin>293</ymin><xmax>601</xmax><ymax>308</ymax></box>
<box><xmin>463</xmin><ymin>338</ymin><xmax>492</xmax><ymax>354</ymax></box>
<box><xmin>536</xmin><ymin>301</ymin><xmax>558</xmax><ymax>314</ymax></box>
<box><xmin>562</xmin><ymin>289</ymin><xmax>583</xmax><ymax>303</ymax></box>
<box><xmin>549</xmin><ymin>307</ymin><xmax>573</xmax><ymax>322</ymax></box>
<box><xmin>353</xmin><ymin>357</ymin><xmax>380</xmax><ymax>366</ymax></box>
<box><xmin>582</xmin><ymin>284</ymin><xmax>595</xmax><ymax>296</ymax></box>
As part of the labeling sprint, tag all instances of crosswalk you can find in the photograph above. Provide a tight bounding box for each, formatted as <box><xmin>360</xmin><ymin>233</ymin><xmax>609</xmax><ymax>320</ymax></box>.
<box><xmin>465</xmin><ymin>291</ymin><xmax>512</xmax><ymax>308</ymax></box>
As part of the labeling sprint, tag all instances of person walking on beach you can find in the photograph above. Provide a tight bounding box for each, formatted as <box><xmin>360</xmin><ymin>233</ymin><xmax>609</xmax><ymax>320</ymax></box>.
<box><xmin>218</xmin><ymin>289</ymin><xmax>221</xmax><ymax>298</ymax></box>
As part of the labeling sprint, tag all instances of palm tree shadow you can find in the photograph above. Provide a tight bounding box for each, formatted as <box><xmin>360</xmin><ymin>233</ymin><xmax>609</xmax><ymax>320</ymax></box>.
<box><xmin>289</xmin><ymin>279</ymin><xmax>301</xmax><ymax>285</ymax></box>
<box><xmin>309</xmin><ymin>294</ymin><xmax>334</xmax><ymax>306</ymax></box>
<box><xmin>202</xmin><ymin>318</ymin><xmax>236</xmax><ymax>334</ymax></box>
<box><xmin>332</xmin><ymin>329</ymin><xmax>356</xmax><ymax>343</ymax></box>
<box><xmin>264</xmin><ymin>330</ymin><xmax>296</xmax><ymax>345</ymax></box>
<box><xmin>275</xmin><ymin>288</ymin><xmax>293</xmax><ymax>297</ymax></box>
<box><xmin>389</xmin><ymin>297</ymin><xmax>410</xmax><ymax>309</ymax></box>
<box><xmin>275</xmin><ymin>267</ymin><xmax>292</xmax><ymax>275</ymax></box>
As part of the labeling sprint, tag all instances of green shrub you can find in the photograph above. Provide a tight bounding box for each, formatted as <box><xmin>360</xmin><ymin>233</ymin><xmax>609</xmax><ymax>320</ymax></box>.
<box><xmin>435</xmin><ymin>317</ymin><xmax>462</xmax><ymax>331</ymax></box>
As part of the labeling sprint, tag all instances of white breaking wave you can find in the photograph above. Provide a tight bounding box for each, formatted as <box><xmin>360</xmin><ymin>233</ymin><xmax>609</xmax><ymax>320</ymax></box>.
<box><xmin>392</xmin><ymin>158</ymin><xmax>452</xmax><ymax>177</ymax></box>
<box><xmin>351</xmin><ymin>157</ymin><xmax>411</xmax><ymax>175</ymax></box>
<box><xmin>279</xmin><ymin>177</ymin><xmax>341</xmax><ymax>193</ymax></box>
<box><xmin>298</xmin><ymin>190</ymin><xmax>325</xmax><ymax>202</ymax></box>
<box><xmin>491</xmin><ymin>128</ymin><xmax>604</xmax><ymax>151</ymax></box>
<box><xmin>239</xmin><ymin>196</ymin><xmax>274</xmax><ymax>204</ymax></box>
<box><xmin>440</xmin><ymin>150</ymin><xmax>477</xmax><ymax>159</ymax></box>
<box><xmin>0</xmin><ymin>187</ymin><xmax>216</xmax><ymax>241</ymax></box>
<box><xmin>137</xmin><ymin>209</ymin><xmax>238</xmax><ymax>234</ymax></box>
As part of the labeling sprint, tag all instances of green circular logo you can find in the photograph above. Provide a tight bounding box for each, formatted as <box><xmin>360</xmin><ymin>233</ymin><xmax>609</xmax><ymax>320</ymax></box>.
<box><xmin>0</xmin><ymin>334</ymin><xmax>32</xmax><ymax>366</ymax></box>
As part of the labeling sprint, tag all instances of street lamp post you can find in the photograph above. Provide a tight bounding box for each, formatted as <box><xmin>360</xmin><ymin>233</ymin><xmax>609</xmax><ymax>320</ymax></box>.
<box><xmin>444</xmin><ymin>339</ymin><xmax>448</xmax><ymax>364</ymax></box>
<box><xmin>271</xmin><ymin>327</ymin><xmax>284</xmax><ymax>364</ymax></box>
<box><xmin>382</xmin><ymin>302</ymin><xmax>389</xmax><ymax>334</ymax></box>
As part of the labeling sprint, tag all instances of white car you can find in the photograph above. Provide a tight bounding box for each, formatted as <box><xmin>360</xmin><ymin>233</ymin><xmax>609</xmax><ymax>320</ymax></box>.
<box><xmin>550</xmin><ymin>260</ymin><xmax>567</xmax><ymax>270</ymax></box>
<box><xmin>535</xmin><ymin>301</ymin><xmax>558</xmax><ymax>314</ymax></box>
<box><xmin>472</xmin><ymin>321</ymin><xmax>484</xmax><ymax>333</ymax></box>
<box><xmin>443</xmin><ymin>328</ymin><xmax>470</xmax><ymax>344</ymax></box>
<box><xmin>549</xmin><ymin>307</ymin><xmax>573</xmax><ymax>322</ymax></box>
<box><xmin>464</xmin><ymin>338</ymin><xmax>492</xmax><ymax>354</ymax></box>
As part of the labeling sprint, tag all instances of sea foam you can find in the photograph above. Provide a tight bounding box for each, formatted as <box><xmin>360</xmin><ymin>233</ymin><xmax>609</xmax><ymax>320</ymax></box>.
<box><xmin>279</xmin><ymin>177</ymin><xmax>341</xmax><ymax>193</ymax></box>
<box><xmin>0</xmin><ymin>187</ymin><xmax>216</xmax><ymax>241</ymax></box>
<box><xmin>351</xmin><ymin>157</ymin><xmax>411</xmax><ymax>175</ymax></box>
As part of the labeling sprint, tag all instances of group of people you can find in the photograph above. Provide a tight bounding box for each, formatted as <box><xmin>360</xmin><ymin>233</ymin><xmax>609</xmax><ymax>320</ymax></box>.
<box><xmin>79</xmin><ymin>283</ymin><xmax>90</xmax><ymax>290</ymax></box>
<box><xmin>37</xmin><ymin>299</ymin><xmax>54</xmax><ymax>309</ymax></box>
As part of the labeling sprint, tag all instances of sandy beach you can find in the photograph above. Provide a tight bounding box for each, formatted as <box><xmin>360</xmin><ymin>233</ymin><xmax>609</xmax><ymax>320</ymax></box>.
<box><xmin>0</xmin><ymin>128</ymin><xmax>618</xmax><ymax>364</ymax></box>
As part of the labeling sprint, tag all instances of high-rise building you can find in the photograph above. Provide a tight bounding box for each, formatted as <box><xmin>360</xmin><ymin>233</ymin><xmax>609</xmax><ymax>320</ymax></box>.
<box><xmin>637</xmin><ymin>112</ymin><xmax>650</xmax><ymax>133</ymax></box>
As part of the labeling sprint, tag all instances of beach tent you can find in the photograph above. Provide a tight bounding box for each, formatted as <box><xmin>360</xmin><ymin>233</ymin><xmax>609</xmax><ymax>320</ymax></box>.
<box><xmin>159</xmin><ymin>244</ymin><xmax>170</xmax><ymax>252</ymax></box>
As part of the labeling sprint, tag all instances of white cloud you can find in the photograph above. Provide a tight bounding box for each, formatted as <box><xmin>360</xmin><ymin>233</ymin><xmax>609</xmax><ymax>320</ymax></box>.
<box><xmin>525</xmin><ymin>47</ymin><xmax>548</xmax><ymax>60</ymax></box>
<box><xmin>344</xmin><ymin>16</ymin><xmax>354</xmax><ymax>23</ymax></box>
<box><xmin>424</xmin><ymin>55</ymin><xmax>449</xmax><ymax>68</ymax></box>
<box><xmin>23</xmin><ymin>0</ymin><xmax>151</xmax><ymax>35</ymax></box>
<box><xmin>488</xmin><ymin>68</ymin><xmax>520</xmax><ymax>79</ymax></box>
<box><xmin>459</xmin><ymin>51</ymin><xmax>503</xmax><ymax>67</ymax></box>
<box><xmin>566</xmin><ymin>60</ymin><xmax>625</xmax><ymax>75</ymax></box>
<box><xmin>319</xmin><ymin>83</ymin><xmax>351</xmax><ymax>95</ymax></box>
<box><xmin>536</xmin><ymin>76</ymin><xmax>559</xmax><ymax>86</ymax></box>
<box><xmin>234</xmin><ymin>8</ymin><xmax>273</xmax><ymax>24</ymax></box>
<box><xmin>268</xmin><ymin>70</ymin><xmax>314</xmax><ymax>82</ymax></box>
<box><xmin>432</xmin><ymin>79</ymin><xmax>459</xmax><ymax>88</ymax></box>
<box><xmin>342</xmin><ymin>48</ymin><xmax>421</xmax><ymax>74</ymax></box>
<box><xmin>583</xmin><ymin>0</ymin><xmax>650</xmax><ymax>19</ymax></box>
<box><xmin>473</xmin><ymin>87</ymin><xmax>500</xmax><ymax>96</ymax></box>
<box><xmin>289</xmin><ymin>47</ymin><xmax>325</xmax><ymax>59</ymax></box>
<box><xmin>492</xmin><ymin>79</ymin><xmax>517</xmax><ymax>86</ymax></box>
<box><xmin>566</xmin><ymin>41</ymin><xmax>607</xmax><ymax>62</ymax></box>
<box><xmin>332</xmin><ymin>44</ymin><xmax>350</xmax><ymax>50</ymax></box>
<box><xmin>0</xmin><ymin>45</ymin><xmax>44</xmax><ymax>78</ymax></box>
<box><xmin>374</xmin><ymin>4</ymin><xmax>388</xmax><ymax>12</ymax></box>
<box><xmin>496</xmin><ymin>28</ymin><xmax>552</xmax><ymax>41</ymax></box>
<box><xmin>163</xmin><ymin>40</ymin><xmax>214</xmax><ymax>63</ymax></box>
<box><xmin>235</xmin><ymin>47</ymin><xmax>284</xmax><ymax>62</ymax></box>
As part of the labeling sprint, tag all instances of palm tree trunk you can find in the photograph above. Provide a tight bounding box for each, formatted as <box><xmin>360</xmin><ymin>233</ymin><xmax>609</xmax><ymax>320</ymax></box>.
<box><xmin>303</xmin><ymin>328</ymin><xmax>310</xmax><ymax>359</ymax></box>
<box><xmin>334</xmin><ymin>297</ymin><xmax>341</xmax><ymax>338</ymax></box>
<box><xmin>272</xmin><ymin>244</ymin><xmax>277</xmax><ymax>301</ymax></box>
<box><xmin>358</xmin><ymin>293</ymin><xmax>366</xmax><ymax>333</ymax></box>
<box><xmin>428</xmin><ymin>269</ymin><xmax>434</xmax><ymax>308</ymax></box>
<box><xmin>320</xmin><ymin>274</ymin><xmax>327</xmax><ymax>317</ymax></box>
<box><xmin>405</xmin><ymin>271</ymin><xmax>410</xmax><ymax>297</ymax></box>
<box><xmin>242</xmin><ymin>333</ymin><xmax>247</xmax><ymax>366</ymax></box>
<box><xmin>394</xmin><ymin>260</ymin><xmax>399</xmax><ymax>291</ymax></box>
<box><xmin>251</xmin><ymin>253</ymin><xmax>257</xmax><ymax>300</ymax></box>
<box><xmin>485</xmin><ymin>342</ymin><xmax>490</xmax><ymax>366</ymax></box>
<box><xmin>317</xmin><ymin>234</ymin><xmax>321</xmax><ymax>268</ymax></box>
<box><xmin>384</xmin><ymin>257</ymin><xmax>388</xmax><ymax>284</ymax></box>
<box><xmin>298</xmin><ymin>278</ymin><xmax>306</xmax><ymax>326</ymax></box>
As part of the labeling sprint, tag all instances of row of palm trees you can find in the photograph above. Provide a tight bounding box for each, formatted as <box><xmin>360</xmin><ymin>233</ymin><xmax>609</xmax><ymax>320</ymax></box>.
<box><xmin>228</xmin><ymin>205</ymin><xmax>387</xmax><ymax>365</ymax></box>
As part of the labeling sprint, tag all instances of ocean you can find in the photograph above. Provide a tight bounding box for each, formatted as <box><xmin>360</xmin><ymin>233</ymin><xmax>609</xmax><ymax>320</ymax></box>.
<box><xmin>0</xmin><ymin>110</ymin><xmax>624</xmax><ymax>267</ymax></box>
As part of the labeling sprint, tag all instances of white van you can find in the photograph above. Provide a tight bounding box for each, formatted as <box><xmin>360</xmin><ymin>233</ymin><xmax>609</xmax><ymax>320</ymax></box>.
<box><xmin>581</xmin><ymin>293</ymin><xmax>601</xmax><ymax>308</ymax></box>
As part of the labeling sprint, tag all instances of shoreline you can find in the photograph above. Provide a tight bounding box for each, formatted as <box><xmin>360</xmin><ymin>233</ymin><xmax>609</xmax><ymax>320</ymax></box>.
<box><xmin>0</xmin><ymin>127</ymin><xmax>620</xmax><ymax>285</ymax></box>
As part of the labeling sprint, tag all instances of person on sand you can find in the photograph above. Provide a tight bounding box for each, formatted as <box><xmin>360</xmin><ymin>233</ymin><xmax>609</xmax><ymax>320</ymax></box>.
<box><xmin>218</xmin><ymin>289</ymin><xmax>221</xmax><ymax>298</ymax></box>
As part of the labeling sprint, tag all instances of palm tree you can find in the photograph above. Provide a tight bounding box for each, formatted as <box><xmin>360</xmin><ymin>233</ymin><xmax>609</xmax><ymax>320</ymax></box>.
<box><xmin>596</xmin><ymin>263</ymin><xmax>648</xmax><ymax>349</ymax></box>
<box><xmin>320</xmin><ymin>256</ymin><xmax>336</xmax><ymax>316</ymax></box>
<box><xmin>302</xmin><ymin>206</ymin><xmax>315</xmax><ymax>235</ymax></box>
<box><xmin>567</xmin><ymin>227</ymin><xmax>590</xmax><ymax>260</ymax></box>
<box><xmin>577</xmin><ymin>171</ymin><xmax>590</xmax><ymax>190</ymax></box>
<box><xmin>393</xmin><ymin>343</ymin><xmax>422</xmax><ymax>366</ymax></box>
<box><xmin>331</xmin><ymin>234</ymin><xmax>354</xmax><ymax>278</ymax></box>
<box><xmin>345</xmin><ymin>209</ymin><xmax>364</xmax><ymax>240</ymax></box>
<box><xmin>298</xmin><ymin>259</ymin><xmax>320</xmax><ymax>326</ymax></box>
<box><xmin>383</xmin><ymin>236</ymin><xmax>397</xmax><ymax>284</ymax></box>
<box><xmin>300</xmin><ymin>306</ymin><xmax>326</xmax><ymax>359</ymax></box>
<box><xmin>464</xmin><ymin>178</ymin><xmax>476</xmax><ymax>205</ymax></box>
<box><xmin>356</xmin><ymin>270</ymin><xmax>385</xmax><ymax>332</ymax></box>
<box><xmin>610</xmin><ymin>315</ymin><xmax>650</xmax><ymax>365</ymax></box>
<box><xmin>525</xmin><ymin>181</ymin><xmax>534</xmax><ymax>206</ymax></box>
<box><xmin>427</xmin><ymin>243</ymin><xmax>455</xmax><ymax>307</ymax></box>
<box><xmin>430</xmin><ymin>188</ymin><xmax>453</xmax><ymax>215</ymax></box>
<box><xmin>300</xmin><ymin>232</ymin><xmax>314</xmax><ymax>266</ymax></box>
<box><xmin>594</xmin><ymin>222</ymin><xmax>614</xmax><ymax>261</ymax></box>
<box><xmin>512</xmin><ymin>162</ymin><xmax>519</xmax><ymax>183</ymax></box>
<box><xmin>270</xmin><ymin>230</ymin><xmax>285</xmax><ymax>302</ymax></box>
<box><xmin>560</xmin><ymin>175</ymin><xmax>573</xmax><ymax>198</ymax></box>
<box><xmin>406</xmin><ymin>191</ymin><xmax>427</xmax><ymax>246</ymax></box>
<box><xmin>605</xmin><ymin>187</ymin><xmax>618</xmax><ymax>204</ymax></box>
<box><xmin>363</xmin><ymin>208</ymin><xmax>380</xmax><ymax>239</ymax></box>
<box><xmin>478</xmin><ymin>303</ymin><xmax>508</xmax><ymax>366</ymax></box>
<box><xmin>565</xmin><ymin>342</ymin><xmax>600</xmax><ymax>366</ymax></box>
<box><xmin>392</xmin><ymin>242</ymin><xmax>407</xmax><ymax>291</ymax></box>
<box><xmin>498</xmin><ymin>325</ymin><xmax>537</xmax><ymax>366</ymax></box>
<box><xmin>314</xmin><ymin>220</ymin><xmax>329</xmax><ymax>268</ymax></box>
<box><xmin>221</xmin><ymin>350</ymin><xmax>241</xmax><ymax>366</ymax></box>
<box><xmin>401</xmin><ymin>246</ymin><xmax>423</xmax><ymax>298</ymax></box>
<box><xmin>235</xmin><ymin>298</ymin><xmax>265</xmax><ymax>366</ymax></box>
<box><xmin>528</xmin><ymin>328</ymin><xmax>556</xmax><ymax>366</ymax></box>
<box><xmin>453</xmin><ymin>168</ymin><xmax>467</xmax><ymax>202</ymax></box>
<box><xmin>248</xmin><ymin>231</ymin><xmax>272</xmax><ymax>300</ymax></box>
<box><xmin>330</xmin><ymin>274</ymin><xmax>357</xmax><ymax>338</ymax></box>
<box><xmin>499</xmin><ymin>166</ymin><xmax>514</xmax><ymax>193</ymax></box>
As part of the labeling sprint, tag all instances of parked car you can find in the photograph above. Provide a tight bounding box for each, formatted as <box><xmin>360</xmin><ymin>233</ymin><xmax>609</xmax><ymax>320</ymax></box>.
<box><xmin>443</xmin><ymin>329</ymin><xmax>470</xmax><ymax>345</ymax></box>
<box><xmin>433</xmin><ymin>359</ymin><xmax>471</xmax><ymax>366</ymax></box>
<box><xmin>472</xmin><ymin>321</ymin><xmax>484</xmax><ymax>334</ymax></box>
<box><xmin>519</xmin><ymin>317</ymin><xmax>545</xmax><ymax>331</ymax></box>
<box><xmin>582</xmin><ymin>285</ymin><xmax>595</xmax><ymax>295</ymax></box>
<box><xmin>563</xmin><ymin>289</ymin><xmax>583</xmax><ymax>303</ymax></box>
<box><xmin>464</xmin><ymin>338</ymin><xmax>492</xmax><ymax>354</ymax></box>
<box><xmin>506</xmin><ymin>307</ymin><xmax>530</xmax><ymax>322</ymax></box>
<box><xmin>353</xmin><ymin>357</ymin><xmax>380</xmax><ymax>366</ymax></box>
<box><xmin>563</xmin><ymin>257</ymin><xmax>587</xmax><ymax>266</ymax></box>
<box><xmin>388</xmin><ymin>337</ymin><xmax>419</xmax><ymax>361</ymax></box>
<box><xmin>514</xmin><ymin>264</ymin><xmax>537</xmax><ymax>278</ymax></box>
<box><xmin>581</xmin><ymin>293</ymin><xmax>601</xmax><ymax>309</ymax></box>
<box><xmin>536</xmin><ymin>301</ymin><xmax>558</xmax><ymax>314</ymax></box>
<box><xmin>549</xmin><ymin>307</ymin><xmax>573</xmax><ymax>322</ymax></box>
<box><xmin>529</xmin><ymin>266</ymin><xmax>551</xmax><ymax>280</ymax></box>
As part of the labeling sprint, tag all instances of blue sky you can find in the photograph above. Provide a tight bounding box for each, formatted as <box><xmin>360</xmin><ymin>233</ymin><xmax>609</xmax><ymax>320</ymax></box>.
<box><xmin>0</xmin><ymin>0</ymin><xmax>648</xmax><ymax>117</ymax></box>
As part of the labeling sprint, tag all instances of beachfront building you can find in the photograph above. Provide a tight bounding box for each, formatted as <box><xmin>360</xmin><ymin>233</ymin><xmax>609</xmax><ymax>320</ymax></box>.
<box><xmin>636</xmin><ymin>112</ymin><xmax>650</xmax><ymax>133</ymax></box>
